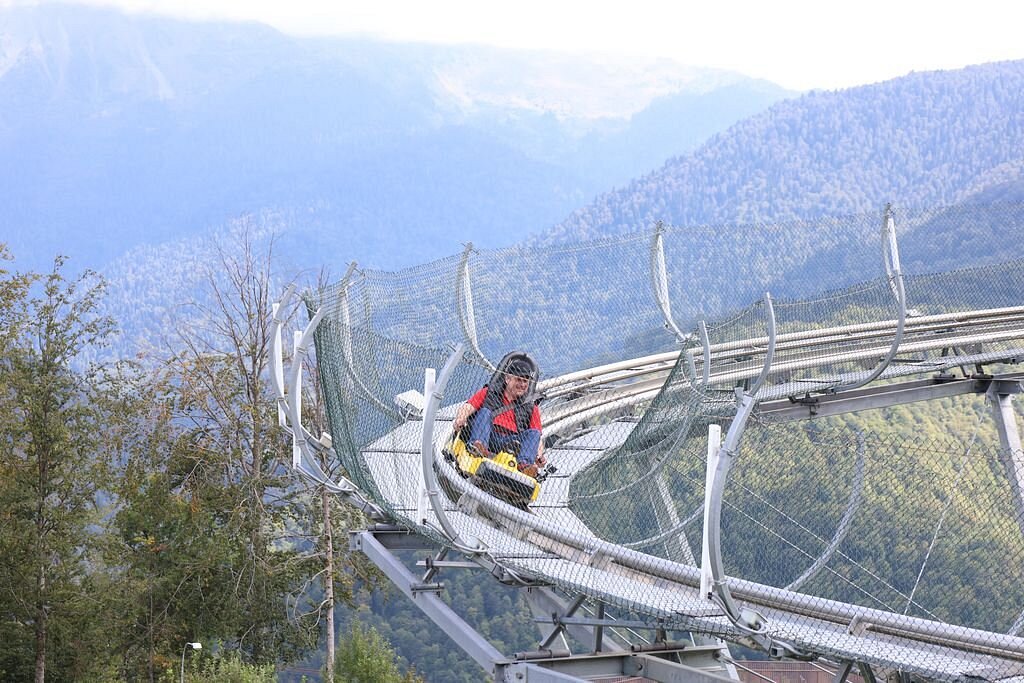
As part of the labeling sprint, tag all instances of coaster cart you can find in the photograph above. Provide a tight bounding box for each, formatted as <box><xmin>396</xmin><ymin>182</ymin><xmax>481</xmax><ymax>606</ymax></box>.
<box><xmin>445</xmin><ymin>434</ymin><xmax>552</xmax><ymax>510</ymax></box>
<box><xmin>441</xmin><ymin>352</ymin><xmax>555</xmax><ymax>510</ymax></box>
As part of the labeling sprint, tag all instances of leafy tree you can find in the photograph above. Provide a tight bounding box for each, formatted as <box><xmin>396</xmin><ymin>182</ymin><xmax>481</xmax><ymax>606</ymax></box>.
<box><xmin>100</xmin><ymin>228</ymin><xmax>389</xmax><ymax>679</ymax></box>
<box><xmin>169</xmin><ymin>650</ymin><xmax>277</xmax><ymax>683</ymax></box>
<box><xmin>104</xmin><ymin>225</ymin><xmax>316</xmax><ymax>671</ymax></box>
<box><xmin>335</xmin><ymin>619</ymin><xmax>424</xmax><ymax>683</ymax></box>
<box><xmin>0</xmin><ymin>254</ymin><xmax>118</xmax><ymax>681</ymax></box>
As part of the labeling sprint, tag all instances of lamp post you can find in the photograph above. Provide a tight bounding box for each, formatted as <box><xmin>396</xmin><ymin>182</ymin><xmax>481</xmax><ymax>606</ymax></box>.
<box><xmin>180</xmin><ymin>641</ymin><xmax>201</xmax><ymax>683</ymax></box>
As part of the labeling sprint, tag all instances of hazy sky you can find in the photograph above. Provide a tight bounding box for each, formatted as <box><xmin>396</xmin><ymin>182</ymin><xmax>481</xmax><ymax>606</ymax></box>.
<box><xmin>10</xmin><ymin>0</ymin><xmax>1024</xmax><ymax>90</ymax></box>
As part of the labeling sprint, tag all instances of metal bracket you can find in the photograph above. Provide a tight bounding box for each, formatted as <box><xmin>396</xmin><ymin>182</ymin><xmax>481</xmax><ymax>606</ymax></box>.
<box><xmin>538</xmin><ymin>593</ymin><xmax>587</xmax><ymax>650</ymax></box>
<box><xmin>831</xmin><ymin>205</ymin><xmax>907</xmax><ymax>393</ymax></box>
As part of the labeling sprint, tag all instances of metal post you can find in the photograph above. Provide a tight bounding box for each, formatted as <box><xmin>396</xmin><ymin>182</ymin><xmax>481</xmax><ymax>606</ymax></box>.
<box><xmin>699</xmin><ymin>320</ymin><xmax>712</xmax><ymax>387</ymax></box>
<box><xmin>701</xmin><ymin>424</ymin><xmax>722</xmax><ymax>600</ymax></box>
<box><xmin>180</xmin><ymin>642</ymin><xmax>201</xmax><ymax>683</ymax></box>
<box><xmin>457</xmin><ymin>243</ymin><xmax>495</xmax><ymax>370</ymax></box>
<box><xmin>421</xmin><ymin>344</ymin><xmax>477</xmax><ymax>547</ymax></box>
<box><xmin>988</xmin><ymin>384</ymin><xmax>1024</xmax><ymax>537</ymax></box>
<box><xmin>291</xmin><ymin>330</ymin><xmax>303</xmax><ymax>469</ymax></box>
<box><xmin>650</xmin><ymin>222</ymin><xmax>692</xmax><ymax>344</ymax></box>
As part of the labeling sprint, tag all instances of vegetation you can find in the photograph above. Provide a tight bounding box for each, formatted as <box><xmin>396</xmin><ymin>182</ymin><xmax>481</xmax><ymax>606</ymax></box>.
<box><xmin>0</xmin><ymin>241</ymin><xmax>411</xmax><ymax>681</ymax></box>
<box><xmin>547</xmin><ymin>61</ymin><xmax>1024</xmax><ymax>243</ymax></box>
<box><xmin>334</xmin><ymin>620</ymin><xmax>424</xmax><ymax>683</ymax></box>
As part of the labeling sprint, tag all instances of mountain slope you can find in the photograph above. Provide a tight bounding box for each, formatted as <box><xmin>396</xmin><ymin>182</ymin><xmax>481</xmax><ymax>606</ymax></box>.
<box><xmin>0</xmin><ymin>3</ymin><xmax>790</xmax><ymax>273</ymax></box>
<box><xmin>546</xmin><ymin>60</ymin><xmax>1024</xmax><ymax>242</ymax></box>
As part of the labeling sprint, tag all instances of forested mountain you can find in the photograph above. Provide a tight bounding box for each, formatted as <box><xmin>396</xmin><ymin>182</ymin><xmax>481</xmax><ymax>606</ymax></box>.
<box><xmin>545</xmin><ymin>60</ymin><xmax>1024</xmax><ymax>242</ymax></box>
<box><xmin>0</xmin><ymin>3</ymin><xmax>789</xmax><ymax>274</ymax></box>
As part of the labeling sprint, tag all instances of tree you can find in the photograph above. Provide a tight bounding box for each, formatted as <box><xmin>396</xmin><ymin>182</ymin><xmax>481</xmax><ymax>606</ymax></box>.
<box><xmin>0</xmin><ymin>255</ymin><xmax>118</xmax><ymax>681</ymax></box>
<box><xmin>335</xmin><ymin>619</ymin><xmax>425</xmax><ymax>683</ymax></box>
<box><xmin>108</xmin><ymin>222</ymin><xmax>321</xmax><ymax>673</ymax></box>
<box><xmin>290</xmin><ymin>269</ymin><xmax>382</xmax><ymax>683</ymax></box>
<box><xmin>101</xmin><ymin>223</ymin><xmax>389</xmax><ymax>678</ymax></box>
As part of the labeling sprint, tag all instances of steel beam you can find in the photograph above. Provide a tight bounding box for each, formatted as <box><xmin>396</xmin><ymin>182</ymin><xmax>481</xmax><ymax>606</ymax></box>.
<box><xmin>758</xmin><ymin>373</ymin><xmax>1024</xmax><ymax>422</ymax></box>
<box><xmin>350</xmin><ymin>530</ymin><xmax>505</xmax><ymax>674</ymax></box>
<box><xmin>988</xmin><ymin>385</ymin><xmax>1024</xmax><ymax>539</ymax></box>
<box><xmin>363</xmin><ymin>524</ymin><xmax>437</xmax><ymax>550</ymax></box>
<box><xmin>497</xmin><ymin>648</ymin><xmax>734</xmax><ymax>683</ymax></box>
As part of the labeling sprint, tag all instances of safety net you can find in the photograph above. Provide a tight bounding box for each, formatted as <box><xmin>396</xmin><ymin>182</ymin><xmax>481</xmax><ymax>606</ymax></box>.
<box><xmin>305</xmin><ymin>201</ymin><xmax>1024</xmax><ymax>679</ymax></box>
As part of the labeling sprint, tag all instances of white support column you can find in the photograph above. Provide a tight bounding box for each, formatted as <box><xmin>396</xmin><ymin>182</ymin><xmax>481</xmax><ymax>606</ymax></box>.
<box><xmin>700</xmin><ymin>423</ymin><xmax>722</xmax><ymax>601</ymax></box>
<box><xmin>292</xmin><ymin>330</ymin><xmax>303</xmax><ymax>469</ymax></box>
<box><xmin>416</xmin><ymin>368</ymin><xmax>436</xmax><ymax>525</ymax></box>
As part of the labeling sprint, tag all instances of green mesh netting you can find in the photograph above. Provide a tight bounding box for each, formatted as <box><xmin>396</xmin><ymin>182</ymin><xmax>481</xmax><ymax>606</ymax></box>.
<box><xmin>305</xmin><ymin>202</ymin><xmax>1024</xmax><ymax>679</ymax></box>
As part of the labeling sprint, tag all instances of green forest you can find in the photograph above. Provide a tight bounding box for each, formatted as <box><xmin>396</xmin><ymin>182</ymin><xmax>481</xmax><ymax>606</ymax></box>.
<box><xmin>0</xmin><ymin>238</ymin><xmax>449</xmax><ymax>682</ymax></box>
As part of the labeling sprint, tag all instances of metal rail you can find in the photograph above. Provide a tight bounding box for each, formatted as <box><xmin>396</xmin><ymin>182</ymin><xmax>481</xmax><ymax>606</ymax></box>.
<box><xmin>274</xmin><ymin>286</ymin><xmax>1024</xmax><ymax>680</ymax></box>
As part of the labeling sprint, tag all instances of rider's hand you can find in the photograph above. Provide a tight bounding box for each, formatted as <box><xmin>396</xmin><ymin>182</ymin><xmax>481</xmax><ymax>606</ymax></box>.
<box><xmin>537</xmin><ymin>453</ymin><xmax>547</xmax><ymax>467</ymax></box>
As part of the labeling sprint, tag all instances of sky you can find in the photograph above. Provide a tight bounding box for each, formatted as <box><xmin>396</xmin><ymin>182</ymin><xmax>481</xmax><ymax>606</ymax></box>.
<box><xmin>7</xmin><ymin>0</ymin><xmax>1024</xmax><ymax>90</ymax></box>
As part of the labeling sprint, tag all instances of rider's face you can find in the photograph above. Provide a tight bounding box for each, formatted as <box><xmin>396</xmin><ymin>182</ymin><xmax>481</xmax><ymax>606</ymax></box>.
<box><xmin>504</xmin><ymin>374</ymin><xmax>529</xmax><ymax>399</ymax></box>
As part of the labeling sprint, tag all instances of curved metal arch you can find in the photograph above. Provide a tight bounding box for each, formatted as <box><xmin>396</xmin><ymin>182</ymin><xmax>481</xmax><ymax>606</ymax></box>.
<box><xmin>456</xmin><ymin>243</ymin><xmax>496</xmax><ymax>371</ymax></box>
<box><xmin>420</xmin><ymin>343</ymin><xmax>484</xmax><ymax>551</ymax></box>
<box><xmin>270</xmin><ymin>288</ymin><xmax>385</xmax><ymax>516</ymax></box>
<box><xmin>698</xmin><ymin>320</ymin><xmax>712</xmax><ymax>387</ymax></box>
<box><xmin>649</xmin><ymin>222</ymin><xmax>693</xmax><ymax>344</ymax></box>
<box><xmin>288</xmin><ymin>308</ymin><xmax>345</xmax><ymax>487</ymax></box>
<box><xmin>563</xmin><ymin>296</ymin><xmax>777</xmax><ymax>507</ymax></box>
<box><xmin>786</xmin><ymin>431</ymin><xmax>868</xmax><ymax>591</ymax></box>
<box><xmin>705</xmin><ymin>293</ymin><xmax>778</xmax><ymax>631</ymax></box>
<box><xmin>830</xmin><ymin>205</ymin><xmax>907</xmax><ymax>393</ymax></box>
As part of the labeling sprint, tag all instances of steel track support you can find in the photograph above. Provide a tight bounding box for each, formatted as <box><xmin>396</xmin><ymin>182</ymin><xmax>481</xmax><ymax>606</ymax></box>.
<box><xmin>497</xmin><ymin>648</ymin><xmax>737</xmax><ymax>683</ymax></box>
<box><xmin>355</xmin><ymin>531</ymin><xmax>736</xmax><ymax>682</ymax></box>
<box><xmin>988</xmin><ymin>383</ymin><xmax>1024</xmax><ymax>537</ymax></box>
<box><xmin>526</xmin><ymin>590</ymin><xmax>585</xmax><ymax>651</ymax></box>
<box><xmin>351</xmin><ymin>530</ymin><xmax>507</xmax><ymax>675</ymax></box>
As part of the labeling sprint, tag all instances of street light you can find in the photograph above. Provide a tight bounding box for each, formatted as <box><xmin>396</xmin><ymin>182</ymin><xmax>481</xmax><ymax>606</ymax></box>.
<box><xmin>180</xmin><ymin>641</ymin><xmax>201</xmax><ymax>683</ymax></box>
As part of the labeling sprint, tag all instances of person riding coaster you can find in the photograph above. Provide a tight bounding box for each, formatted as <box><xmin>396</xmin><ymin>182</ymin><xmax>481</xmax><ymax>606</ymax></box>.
<box><xmin>446</xmin><ymin>352</ymin><xmax>555</xmax><ymax>507</ymax></box>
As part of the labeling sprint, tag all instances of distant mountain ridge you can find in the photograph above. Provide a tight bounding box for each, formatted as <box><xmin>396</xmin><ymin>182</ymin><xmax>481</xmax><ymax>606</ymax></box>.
<box><xmin>0</xmin><ymin>3</ymin><xmax>790</xmax><ymax>273</ymax></box>
<box><xmin>545</xmin><ymin>60</ymin><xmax>1024</xmax><ymax>242</ymax></box>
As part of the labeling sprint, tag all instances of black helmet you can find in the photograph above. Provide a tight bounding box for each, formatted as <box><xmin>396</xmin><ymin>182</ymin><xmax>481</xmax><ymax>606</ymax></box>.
<box><xmin>506</xmin><ymin>358</ymin><xmax>532</xmax><ymax>378</ymax></box>
<box><xmin>491</xmin><ymin>352</ymin><xmax>539</xmax><ymax>392</ymax></box>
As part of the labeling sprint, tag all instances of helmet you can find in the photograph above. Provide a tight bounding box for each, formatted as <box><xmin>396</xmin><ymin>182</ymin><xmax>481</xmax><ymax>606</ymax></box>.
<box><xmin>506</xmin><ymin>359</ymin><xmax>532</xmax><ymax>378</ymax></box>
